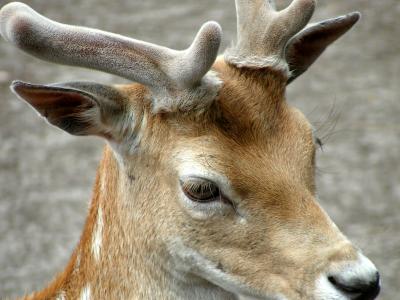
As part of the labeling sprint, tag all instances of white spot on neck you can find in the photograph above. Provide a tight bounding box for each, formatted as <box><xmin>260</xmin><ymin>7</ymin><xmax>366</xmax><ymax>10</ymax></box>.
<box><xmin>56</xmin><ymin>291</ymin><xmax>66</xmax><ymax>300</ymax></box>
<box><xmin>91</xmin><ymin>207</ymin><xmax>103</xmax><ymax>262</ymax></box>
<box><xmin>100</xmin><ymin>172</ymin><xmax>107</xmax><ymax>193</ymax></box>
<box><xmin>74</xmin><ymin>252</ymin><xmax>81</xmax><ymax>273</ymax></box>
<box><xmin>80</xmin><ymin>284</ymin><xmax>91</xmax><ymax>300</ymax></box>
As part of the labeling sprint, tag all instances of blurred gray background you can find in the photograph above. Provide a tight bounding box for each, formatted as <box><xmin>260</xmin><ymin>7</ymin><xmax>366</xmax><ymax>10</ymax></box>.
<box><xmin>0</xmin><ymin>0</ymin><xmax>398</xmax><ymax>299</ymax></box>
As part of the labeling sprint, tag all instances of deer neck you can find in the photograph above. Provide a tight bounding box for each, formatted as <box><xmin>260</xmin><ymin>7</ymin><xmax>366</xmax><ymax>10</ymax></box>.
<box><xmin>30</xmin><ymin>146</ymin><xmax>235</xmax><ymax>300</ymax></box>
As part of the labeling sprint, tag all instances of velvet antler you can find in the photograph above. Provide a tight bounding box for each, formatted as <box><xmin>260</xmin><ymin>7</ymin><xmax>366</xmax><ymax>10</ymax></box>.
<box><xmin>225</xmin><ymin>0</ymin><xmax>316</xmax><ymax>73</ymax></box>
<box><xmin>0</xmin><ymin>2</ymin><xmax>222</xmax><ymax>111</ymax></box>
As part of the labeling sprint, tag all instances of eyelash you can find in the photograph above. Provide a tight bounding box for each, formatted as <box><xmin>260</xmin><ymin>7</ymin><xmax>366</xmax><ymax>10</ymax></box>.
<box><xmin>180</xmin><ymin>178</ymin><xmax>221</xmax><ymax>203</ymax></box>
<box><xmin>315</xmin><ymin>137</ymin><xmax>324</xmax><ymax>151</ymax></box>
<box><xmin>180</xmin><ymin>177</ymin><xmax>241</xmax><ymax>220</ymax></box>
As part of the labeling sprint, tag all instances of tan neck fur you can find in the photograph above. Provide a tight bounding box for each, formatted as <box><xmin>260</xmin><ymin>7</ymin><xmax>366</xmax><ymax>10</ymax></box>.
<box><xmin>23</xmin><ymin>147</ymin><xmax>235</xmax><ymax>300</ymax></box>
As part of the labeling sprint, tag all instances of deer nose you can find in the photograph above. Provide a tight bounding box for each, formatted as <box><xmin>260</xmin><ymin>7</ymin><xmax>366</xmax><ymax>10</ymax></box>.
<box><xmin>327</xmin><ymin>254</ymin><xmax>380</xmax><ymax>300</ymax></box>
<box><xmin>328</xmin><ymin>272</ymin><xmax>380</xmax><ymax>300</ymax></box>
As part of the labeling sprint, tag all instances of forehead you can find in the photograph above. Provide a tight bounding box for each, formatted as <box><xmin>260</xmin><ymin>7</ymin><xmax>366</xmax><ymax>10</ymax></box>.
<box><xmin>165</xmin><ymin>61</ymin><xmax>316</xmax><ymax>183</ymax></box>
<box><xmin>174</xmin><ymin>107</ymin><xmax>312</xmax><ymax>153</ymax></box>
<box><xmin>209</xmin><ymin>61</ymin><xmax>311</xmax><ymax>141</ymax></box>
<box><xmin>171</xmin><ymin>102</ymin><xmax>315</xmax><ymax>181</ymax></box>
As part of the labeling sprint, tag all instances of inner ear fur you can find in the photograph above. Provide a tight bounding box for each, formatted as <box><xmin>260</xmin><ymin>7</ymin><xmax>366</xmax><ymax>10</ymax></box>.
<box><xmin>11</xmin><ymin>80</ymin><xmax>128</xmax><ymax>138</ymax></box>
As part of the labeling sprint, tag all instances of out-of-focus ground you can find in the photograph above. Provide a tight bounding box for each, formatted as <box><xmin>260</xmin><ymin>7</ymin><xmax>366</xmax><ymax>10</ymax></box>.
<box><xmin>0</xmin><ymin>0</ymin><xmax>398</xmax><ymax>298</ymax></box>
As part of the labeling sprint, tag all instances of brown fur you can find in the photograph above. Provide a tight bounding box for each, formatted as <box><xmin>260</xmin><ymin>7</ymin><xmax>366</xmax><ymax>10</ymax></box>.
<box><xmin>0</xmin><ymin>0</ymin><xmax>376</xmax><ymax>298</ymax></box>
<box><xmin>19</xmin><ymin>59</ymin><xmax>359</xmax><ymax>300</ymax></box>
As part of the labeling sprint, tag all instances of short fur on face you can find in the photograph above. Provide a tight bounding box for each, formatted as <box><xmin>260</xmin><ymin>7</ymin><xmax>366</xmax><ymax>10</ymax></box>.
<box><xmin>1</xmin><ymin>1</ymin><xmax>379</xmax><ymax>299</ymax></box>
<box><xmin>107</xmin><ymin>59</ymin><xmax>357</xmax><ymax>299</ymax></box>
<box><xmin>16</xmin><ymin>59</ymin><xmax>375</xmax><ymax>300</ymax></box>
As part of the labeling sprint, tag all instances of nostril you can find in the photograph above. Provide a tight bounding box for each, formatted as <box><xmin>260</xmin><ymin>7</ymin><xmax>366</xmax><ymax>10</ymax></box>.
<box><xmin>328</xmin><ymin>272</ymin><xmax>380</xmax><ymax>300</ymax></box>
<box><xmin>328</xmin><ymin>275</ymin><xmax>360</xmax><ymax>293</ymax></box>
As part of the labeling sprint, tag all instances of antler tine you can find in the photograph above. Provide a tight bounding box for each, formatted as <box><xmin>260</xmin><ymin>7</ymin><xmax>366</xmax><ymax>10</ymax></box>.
<box><xmin>171</xmin><ymin>21</ymin><xmax>222</xmax><ymax>89</ymax></box>
<box><xmin>226</xmin><ymin>0</ymin><xmax>316</xmax><ymax>73</ymax></box>
<box><xmin>0</xmin><ymin>2</ymin><xmax>222</xmax><ymax>110</ymax></box>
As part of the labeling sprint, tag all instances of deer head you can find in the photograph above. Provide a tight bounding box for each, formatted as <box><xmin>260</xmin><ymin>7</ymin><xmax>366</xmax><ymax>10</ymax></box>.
<box><xmin>0</xmin><ymin>1</ymin><xmax>380</xmax><ymax>300</ymax></box>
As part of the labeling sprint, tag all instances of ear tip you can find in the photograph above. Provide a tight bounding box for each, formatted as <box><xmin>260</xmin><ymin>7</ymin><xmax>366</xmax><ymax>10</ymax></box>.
<box><xmin>337</xmin><ymin>11</ymin><xmax>361</xmax><ymax>29</ymax></box>
<box><xmin>9</xmin><ymin>80</ymin><xmax>35</xmax><ymax>105</ymax></box>
<box><xmin>10</xmin><ymin>79</ymin><xmax>27</xmax><ymax>89</ymax></box>
<box><xmin>10</xmin><ymin>80</ymin><xmax>36</xmax><ymax>96</ymax></box>
<box><xmin>10</xmin><ymin>79</ymin><xmax>22</xmax><ymax>91</ymax></box>
<box><xmin>348</xmin><ymin>11</ymin><xmax>362</xmax><ymax>23</ymax></box>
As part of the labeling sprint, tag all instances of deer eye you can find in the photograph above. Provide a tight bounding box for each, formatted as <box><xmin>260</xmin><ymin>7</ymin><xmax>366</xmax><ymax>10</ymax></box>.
<box><xmin>180</xmin><ymin>178</ymin><xmax>221</xmax><ymax>203</ymax></box>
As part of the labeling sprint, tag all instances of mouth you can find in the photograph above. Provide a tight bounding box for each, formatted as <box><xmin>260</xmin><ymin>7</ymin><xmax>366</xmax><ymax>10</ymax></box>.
<box><xmin>351</xmin><ymin>284</ymin><xmax>380</xmax><ymax>300</ymax></box>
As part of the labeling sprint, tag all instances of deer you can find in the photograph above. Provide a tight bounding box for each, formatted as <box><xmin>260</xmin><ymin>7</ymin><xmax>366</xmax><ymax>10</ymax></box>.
<box><xmin>0</xmin><ymin>0</ymin><xmax>381</xmax><ymax>299</ymax></box>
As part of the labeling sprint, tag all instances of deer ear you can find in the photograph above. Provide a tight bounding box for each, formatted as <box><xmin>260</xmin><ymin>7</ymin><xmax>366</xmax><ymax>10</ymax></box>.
<box><xmin>11</xmin><ymin>80</ymin><xmax>126</xmax><ymax>138</ymax></box>
<box><xmin>285</xmin><ymin>12</ymin><xmax>361</xmax><ymax>84</ymax></box>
